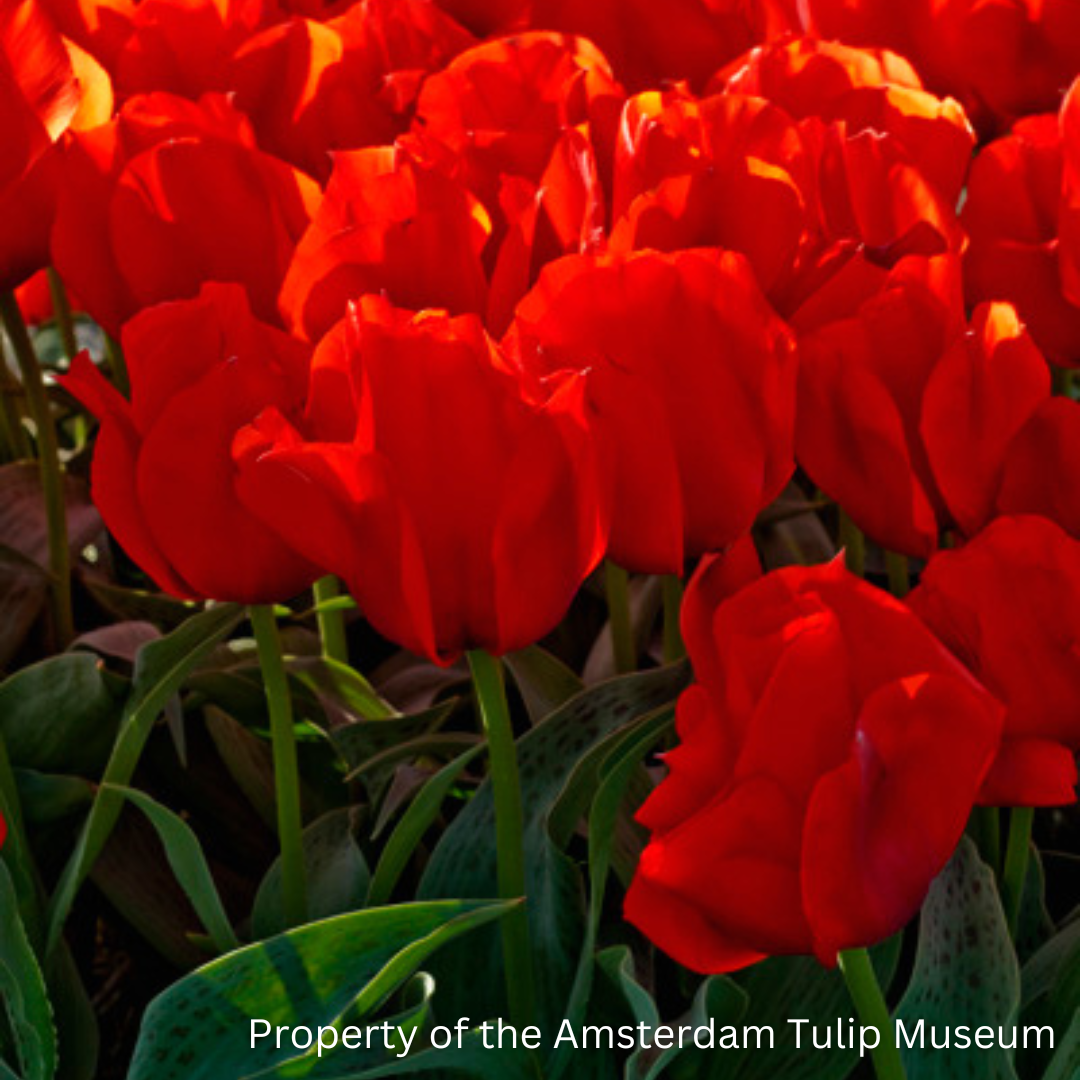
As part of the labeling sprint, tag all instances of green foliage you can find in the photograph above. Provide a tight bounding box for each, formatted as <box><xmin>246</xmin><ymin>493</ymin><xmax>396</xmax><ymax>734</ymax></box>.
<box><xmin>418</xmin><ymin>663</ymin><xmax>690</xmax><ymax>1031</ymax></box>
<box><xmin>46</xmin><ymin>602</ymin><xmax>246</xmax><ymax>955</ymax></box>
<box><xmin>896</xmin><ymin>838</ymin><xmax>1021</xmax><ymax>1080</ymax></box>
<box><xmin>0</xmin><ymin>862</ymin><xmax>57</xmax><ymax>1080</ymax></box>
<box><xmin>125</xmin><ymin>900</ymin><xmax>516</xmax><ymax>1080</ymax></box>
<box><xmin>252</xmin><ymin>809</ymin><xmax>371</xmax><ymax>940</ymax></box>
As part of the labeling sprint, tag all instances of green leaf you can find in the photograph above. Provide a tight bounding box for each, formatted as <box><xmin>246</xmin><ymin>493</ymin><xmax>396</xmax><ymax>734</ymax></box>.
<box><xmin>0</xmin><ymin>861</ymin><xmax>57</xmax><ymax>1080</ymax></box>
<box><xmin>331</xmin><ymin>700</ymin><xmax>462</xmax><ymax>805</ymax></box>
<box><xmin>1041</xmin><ymin>1010</ymin><xmax>1080</xmax><ymax>1080</ymax></box>
<box><xmin>548</xmin><ymin>708</ymin><xmax>674</xmax><ymax>1080</ymax></box>
<box><xmin>367</xmin><ymin>743</ymin><xmax>487</xmax><ymax>907</ymax></box>
<box><xmin>46</xmin><ymin>602</ymin><xmax>246</xmax><ymax>955</ymax></box>
<box><xmin>44</xmin><ymin>946</ymin><xmax>99</xmax><ymax>1080</ymax></box>
<box><xmin>345</xmin><ymin>1037</ymin><xmax>543</xmax><ymax>1079</ymax></box>
<box><xmin>12</xmin><ymin>770</ymin><xmax>93</xmax><ymax>825</ymax></box>
<box><xmin>242</xmin><ymin>973</ymin><xmax>439</xmax><ymax>1079</ymax></box>
<box><xmin>103</xmin><ymin>784</ymin><xmax>240</xmax><ymax>954</ymax></box>
<box><xmin>0</xmin><ymin>653</ymin><xmax>122</xmax><ymax>774</ymax></box>
<box><xmin>204</xmin><ymin>706</ymin><xmax>278</xmax><ymax>830</ymax></box>
<box><xmin>661</xmin><ymin>978</ymin><xmax>750</xmax><ymax>1080</ymax></box>
<box><xmin>1017</xmin><ymin>847</ymin><xmax>1054</xmax><ymax>963</ymax></box>
<box><xmin>503</xmin><ymin>647</ymin><xmax>583</xmax><ymax>725</ymax></box>
<box><xmin>723</xmin><ymin>938</ymin><xmax>902</xmax><ymax>1080</ymax></box>
<box><xmin>252</xmin><ymin>809</ymin><xmax>371</xmax><ymax>940</ymax></box>
<box><xmin>1023</xmin><ymin>919</ymin><xmax>1080</xmax><ymax>1012</ymax></box>
<box><xmin>126</xmin><ymin>900</ymin><xmax>516</xmax><ymax>1080</ymax></box>
<box><xmin>418</xmin><ymin>662</ymin><xmax>690</xmax><ymax>1031</ymax></box>
<box><xmin>290</xmin><ymin>657</ymin><xmax>397</xmax><ymax>722</ymax></box>
<box><xmin>596</xmin><ymin>945</ymin><xmax>748</xmax><ymax>1080</ymax></box>
<box><xmin>895</xmin><ymin>837</ymin><xmax>1020</xmax><ymax>1080</ymax></box>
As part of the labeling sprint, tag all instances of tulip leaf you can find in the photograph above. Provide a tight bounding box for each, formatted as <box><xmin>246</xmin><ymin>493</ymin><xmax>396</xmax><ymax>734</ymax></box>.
<box><xmin>895</xmin><ymin>837</ymin><xmax>1021</xmax><ymax>1080</ymax></box>
<box><xmin>720</xmin><ymin>938</ymin><xmax>901</xmax><ymax>1080</ymax></box>
<box><xmin>125</xmin><ymin>899</ymin><xmax>516</xmax><ymax>1080</ymax></box>
<box><xmin>418</xmin><ymin>662</ymin><xmax>691</xmax><ymax>1031</ymax></box>
<box><xmin>367</xmin><ymin>742</ymin><xmax>487</xmax><ymax>908</ymax></box>
<box><xmin>12</xmin><ymin>769</ymin><xmax>94</xmax><ymax>825</ymax></box>
<box><xmin>252</xmin><ymin>808</ymin><xmax>371</xmax><ymax>940</ymax></box>
<box><xmin>46</xmin><ymin>601</ymin><xmax>246</xmax><ymax>955</ymax></box>
<box><xmin>0</xmin><ymin>861</ymin><xmax>57</xmax><ymax>1080</ymax></box>
<box><xmin>341</xmin><ymin>1035</ymin><xmax>544</xmax><ymax>1079</ymax></box>
<box><xmin>1041</xmin><ymin>1009</ymin><xmax>1080</xmax><ymax>1080</ymax></box>
<box><xmin>241</xmin><ymin>973</ymin><xmax>438</xmax><ymax>1079</ymax></box>
<box><xmin>289</xmin><ymin>657</ymin><xmax>397</xmax><ymax>722</ymax></box>
<box><xmin>503</xmin><ymin>646</ymin><xmax>584</xmax><ymax>724</ymax></box>
<box><xmin>103</xmin><ymin>784</ymin><xmax>241</xmax><ymax>954</ymax></box>
<box><xmin>0</xmin><ymin>652</ymin><xmax>123</xmax><ymax>775</ymax></box>
<box><xmin>204</xmin><ymin>705</ymin><xmax>278</xmax><ymax>829</ymax></box>
<box><xmin>548</xmin><ymin>706</ymin><xmax>676</xmax><ymax>1080</ymax></box>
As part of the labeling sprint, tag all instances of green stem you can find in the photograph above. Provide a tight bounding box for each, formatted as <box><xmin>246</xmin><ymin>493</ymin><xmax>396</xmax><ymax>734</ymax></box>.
<box><xmin>0</xmin><ymin>292</ymin><xmax>73</xmax><ymax>645</ymax></box>
<box><xmin>467</xmin><ymin>649</ymin><xmax>535</xmax><ymax>1027</ymax></box>
<box><xmin>662</xmin><ymin>574</ymin><xmax>685</xmax><ymax>664</ymax></box>
<box><xmin>605</xmin><ymin>561</ymin><xmax>636</xmax><ymax>675</ymax></box>
<box><xmin>312</xmin><ymin>575</ymin><xmax>349</xmax><ymax>665</ymax></box>
<box><xmin>885</xmin><ymin>551</ymin><xmax>909</xmax><ymax>599</ymax></box>
<box><xmin>971</xmin><ymin>806</ymin><xmax>1001</xmax><ymax>879</ymax></box>
<box><xmin>47</xmin><ymin>269</ymin><xmax>78</xmax><ymax>363</ymax></box>
<box><xmin>1051</xmin><ymin>365</ymin><xmax>1076</xmax><ymax>399</ymax></box>
<box><xmin>838</xmin><ymin>947</ymin><xmax>907</xmax><ymax>1080</ymax></box>
<box><xmin>1002</xmin><ymin>807</ymin><xmax>1034</xmax><ymax>938</ymax></box>
<box><xmin>0</xmin><ymin>337</ymin><xmax>28</xmax><ymax>461</ymax></box>
<box><xmin>250</xmin><ymin>605</ymin><xmax>307</xmax><ymax>928</ymax></box>
<box><xmin>104</xmin><ymin>333</ymin><xmax>129</xmax><ymax>397</ymax></box>
<box><xmin>839</xmin><ymin>509</ymin><xmax>866</xmax><ymax>578</ymax></box>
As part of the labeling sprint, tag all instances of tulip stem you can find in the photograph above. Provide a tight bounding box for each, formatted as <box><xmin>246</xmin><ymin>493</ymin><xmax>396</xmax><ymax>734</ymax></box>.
<box><xmin>312</xmin><ymin>575</ymin><xmax>349</xmax><ymax>665</ymax></box>
<box><xmin>0</xmin><ymin>337</ymin><xmax>29</xmax><ymax>461</ymax></box>
<box><xmin>970</xmin><ymin>806</ymin><xmax>1001</xmax><ymax>878</ymax></box>
<box><xmin>885</xmin><ymin>552</ymin><xmax>909</xmax><ymax>599</ymax></box>
<box><xmin>47</xmin><ymin>269</ymin><xmax>78</xmax><ymax>363</ymax></box>
<box><xmin>662</xmin><ymin>575</ymin><xmax>685</xmax><ymax>663</ymax></box>
<box><xmin>467</xmin><ymin>649</ymin><xmax>535</xmax><ymax>1028</ymax></box>
<box><xmin>104</xmin><ymin>334</ymin><xmax>129</xmax><ymax>397</ymax></box>
<box><xmin>1051</xmin><ymin>366</ymin><xmax>1075</xmax><ymax>399</ymax></box>
<box><xmin>250</xmin><ymin>604</ymin><xmax>307</xmax><ymax>929</ymax></box>
<box><xmin>838</xmin><ymin>947</ymin><xmax>906</xmax><ymax>1080</ymax></box>
<box><xmin>1002</xmin><ymin>807</ymin><xmax>1034</xmax><ymax>938</ymax></box>
<box><xmin>0</xmin><ymin>291</ymin><xmax>73</xmax><ymax>645</ymax></box>
<box><xmin>605</xmin><ymin>561</ymin><xmax>636</xmax><ymax>674</ymax></box>
<box><xmin>839</xmin><ymin>509</ymin><xmax>865</xmax><ymax>578</ymax></box>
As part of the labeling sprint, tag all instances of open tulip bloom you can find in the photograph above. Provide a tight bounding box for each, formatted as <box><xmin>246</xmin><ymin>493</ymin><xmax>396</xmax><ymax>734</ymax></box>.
<box><xmin>1</xmin><ymin>1</ymin><xmax>1079</xmax><ymax>1078</ymax></box>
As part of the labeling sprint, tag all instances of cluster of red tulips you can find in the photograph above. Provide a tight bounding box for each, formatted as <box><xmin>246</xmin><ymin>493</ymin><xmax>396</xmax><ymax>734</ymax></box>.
<box><xmin>2</xmin><ymin>0</ymin><xmax>1079</xmax><ymax>1076</ymax></box>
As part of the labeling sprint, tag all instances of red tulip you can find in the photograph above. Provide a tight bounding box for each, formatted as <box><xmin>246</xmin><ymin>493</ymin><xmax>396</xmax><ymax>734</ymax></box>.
<box><xmin>51</xmin><ymin>91</ymin><xmax>319</xmax><ymax>335</ymax></box>
<box><xmin>921</xmin><ymin>302</ymin><xmax>1050</xmax><ymax>541</ymax></box>
<box><xmin>996</xmin><ymin>398</ymin><xmax>1080</xmax><ymax>540</ymax></box>
<box><xmin>234</xmin><ymin>295</ymin><xmax>607</xmax><ymax>664</ymax></box>
<box><xmin>278</xmin><ymin>145</ymin><xmax>490</xmax><ymax>343</ymax></box>
<box><xmin>804</xmin><ymin>0</ymin><xmax>1080</xmax><ymax>135</ymax></box>
<box><xmin>794</xmin><ymin>253</ymin><xmax>962</xmax><ymax>557</ymax></box>
<box><xmin>226</xmin><ymin>1</ymin><xmax>474</xmax><ymax>181</ymax></box>
<box><xmin>0</xmin><ymin>0</ymin><xmax>80</xmax><ymax>290</ymax></box>
<box><xmin>909</xmin><ymin>516</ymin><xmax>1080</xmax><ymax>806</ymax></box>
<box><xmin>526</xmin><ymin>0</ymin><xmax>799</xmax><ymax>94</ymax></box>
<box><xmin>716</xmin><ymin>37</ymin><xmax>975</xmax><ymax>203</ymax></box>
<box><xmin>963</xmin><ymin>114</ymin><xmax>1080</xmax><ymax>368</ymax></box>
<box><xmin>508</xmin><ymin>248</ymin><xmax>797</xmax><ymax>574</ymax></box>
<box><xmin>410</xmin><ymin>31</ymin><xmax>623</xmax><ymax>214</ymax></box>
<box><xmin>61</xmin><ymin>283</ymin><xmax>320</xmax><ymax>602</ymax></box>
<box><xmin>625</xmin><ymin>557</ymin><xmax>1003</xmax><ymax>973</ymax></box>
<box><xmin>107</xmin><ymin>0</ymin><xmax>278</xmax><ymax>99</ymax></box>
<box><xmin>608</xmin><ymin>86</ymin><xmax>965</xmax><ymax>316</ymax></box>
<box><xmin>609</xmin><ymin>91</ymin><xmax>811</xmax><ymax>298</ymax></box>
